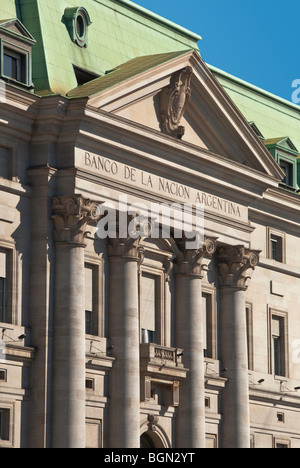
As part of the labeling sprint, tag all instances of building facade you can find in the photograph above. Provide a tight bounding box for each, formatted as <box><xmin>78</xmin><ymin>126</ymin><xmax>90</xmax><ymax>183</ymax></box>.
<box><xmin>0</xmin><ymin>0</ymin><xmax>300</xmax><ymax>449</ymax></box>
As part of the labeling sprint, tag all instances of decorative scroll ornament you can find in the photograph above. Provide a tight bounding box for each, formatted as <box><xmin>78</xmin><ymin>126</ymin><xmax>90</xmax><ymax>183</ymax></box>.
<box><xmin>108</xmin><ymin>213</ymin><xmax>146</xmax><ymax>263</ymax></box>
<box><xmin>52</xmin><ymin>195</ymin><xmax>101</xmax><ymax>246</ymax></box>
<box><xmin>175</xmin><ymin>237</ymin><xmax>218</xmax><ymax>277</ymax></box>
<box><xmin>160</xmin><ymin>67</ymin><xmax>192</xmax><ymax>139</ymax></box>
<box><xmin>217</xmin><ymin>245</ymin><xmax>260</xmax><ymax>289</ymax></box>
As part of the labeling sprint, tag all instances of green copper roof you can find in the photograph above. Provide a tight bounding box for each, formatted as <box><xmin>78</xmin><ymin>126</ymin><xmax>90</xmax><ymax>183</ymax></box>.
<box><xmin>209</xmin><ymin>64</ymin><xmax>300</xmax><ymax>152</ymax></box>
<box><xmin>0</xmin><ymin>3</ymin><xmax>18</xmax><ymax>19</ymax></box>
<box><xmin>1</xmin><ymin>0</ymin><xmax>200</xmax><ymax>96</ymax></box>
<box><xmin>67</xmin><ymin>50</ymin><xmax>189</xmax><ymax>98</ymax></box>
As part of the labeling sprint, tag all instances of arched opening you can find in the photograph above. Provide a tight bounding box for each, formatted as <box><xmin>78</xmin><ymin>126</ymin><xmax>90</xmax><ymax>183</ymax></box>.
<box><xmin>140</xmin><ymin>430</ymin><xmax>165</xmax><ymax>449</ymax></box>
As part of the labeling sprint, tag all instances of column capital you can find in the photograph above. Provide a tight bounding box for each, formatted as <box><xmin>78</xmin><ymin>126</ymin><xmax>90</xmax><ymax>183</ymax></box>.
<box><xmin>175</xmin><ymin>237</ymin><xmax>217</xmax><ymax>277</ymax></box>
<box><xmin>52</xmin><ymin>195</ymin><xmax>101</xmax><ymax>246</ymax></box>
<box><xmin>217</xmin><ymin>245</ymin><xmax>260</xmax><ymax>289</ymax></box>
<box><xmin>108</xmin><ymin>214</ymin><xmax>147</xmax><ymax>263</ymax></box>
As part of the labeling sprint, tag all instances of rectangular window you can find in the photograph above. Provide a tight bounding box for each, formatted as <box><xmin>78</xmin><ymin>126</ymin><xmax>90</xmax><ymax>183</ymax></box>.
<box><xmin>246</xmin><ymin>304</ymin><xmax>254</xmax><ymax>371</ymax></box>
<box><xmin>272</xmin><ymin>315</ymin><xmax>286</xmax><ymax>377</ymax></box>
<box><xmin>276</xmin><ymin>442</ymin><xmax>289</xmax><ymax>449</ymax></box>
<box><xmin>85</xmin><ymin>264</ymin><xmax>96</xmax><ymax>335</ymax></box>
<box><xmin>0</xmin><ymin>147</ymin><xmax>9</xmax><ymax>180</ymax></box>
<box><xmin>0</xmin><ymin>250</ymin><xmax>7</xmax><ymax>323</ymax></box>
<box><xmin>279</xmin><ymin>160</ymin><xmax>294</xmax><ymax>187</ymax></box>
<box><xmin>0</xmin><ymin>409</ymin><xmax>10</xmax><ymax>441</ymax></box>
<box><xmin>202</xmin><ymin>290</ymin><xmax>217</xmax><ymax>359</ymax></box>
<box><xmin>141</xmin><ymin>273</ymin><xmax>158</xmax><ymax>344</ymax></box>
<box><xmin>3</xmin><ymin>47</ymin><xmax>26</xmax><ymax>84</ymax></box>
<box><xmin>270</xmin><ymin>234</ymin><xmax>283</xmax><ymax>263</ymax></box>
<box><xmin>202</xmin><ymin>293</ymin><xmax>212</xmax><ymax>358</ymax></box>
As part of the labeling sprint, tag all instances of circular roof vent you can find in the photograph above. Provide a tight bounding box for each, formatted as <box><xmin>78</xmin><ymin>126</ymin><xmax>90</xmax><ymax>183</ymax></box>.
<box><xmin>64</xmin><ymin>7</ymin><xmax>92</xmax><ymax>48</ymax></box>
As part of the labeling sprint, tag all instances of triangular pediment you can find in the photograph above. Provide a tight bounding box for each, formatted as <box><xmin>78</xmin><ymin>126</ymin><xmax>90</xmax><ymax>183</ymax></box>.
<box><xmin>68</xmin><ymin>50</ymin><xmax>284</xmax><ymax>181</ymax></box>
<box><xmin>0</xmin><ymin>18</ymin><xmax>36</xmax><ymax>43</ymax></box>
<box><xmin>264</xmin><ymin>137</ymin><xmax>299</xmax><ymax>154</ymax></box>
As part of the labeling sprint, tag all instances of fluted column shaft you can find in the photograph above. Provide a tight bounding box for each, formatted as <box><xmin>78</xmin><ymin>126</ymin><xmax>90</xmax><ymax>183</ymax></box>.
<box><xmin>51</xmin><ymin>195</ymin><xmax>100</xmax><ymax>448</ymax></box>
<box><xmin>218</xmin><ymin>246</ymin><xmax>260</xmax><ymax>449</ymax></box>
<box><xmin>107</xmin><ymin>235</ymin><xmax>143</xmax><ymax>448</ymax></box>
<box><xmin>175</xmin><ymin>238</ymin><xmax>217</xmax><ymax>449</ymax></box>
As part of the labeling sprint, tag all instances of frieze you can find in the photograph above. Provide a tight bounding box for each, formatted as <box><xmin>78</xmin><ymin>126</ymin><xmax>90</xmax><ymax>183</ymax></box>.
<box><xmin>79</xmin><ymin>151</ymin><xmax>247</xmax><ymax>222</ymax></box>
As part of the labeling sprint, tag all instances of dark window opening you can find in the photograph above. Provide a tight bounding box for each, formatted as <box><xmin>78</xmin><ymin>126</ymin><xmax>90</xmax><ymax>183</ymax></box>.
<box><xmin>3</xmin><ymin>48</ymin><xmax>26</xmax><ymax>84</ymax></box>
<box><xmin>86</xmin><ymin>378</ymin><xmax>94</xmax><ymax>390</ymax></box>
<box><xmin>280</xmin><ymin>160</ymin><xmax>294</xmax><ymax>187</ymax></box>
<box><xmin>0</xmin><ymin>409</ymin><xmax>10</xmax><ymax>441</ymax></box>
<box><xmin>272</xmin><ymin>315</ymin><xmax>286</xmax><ymax>377</ymax></box>
<box><xmin>76</xmin><ymin>15</ymin><xmax>85</xmax><ymax>39</ymax></box>
<box><xmin>73</xmin><ymin>65</ymin><xmax>100</xmax><ymax>86</ymax></box>
<box><xmin>270</xmin><ymin>234</ymin><xmax>283</xmax><ymax>263</ymax></box>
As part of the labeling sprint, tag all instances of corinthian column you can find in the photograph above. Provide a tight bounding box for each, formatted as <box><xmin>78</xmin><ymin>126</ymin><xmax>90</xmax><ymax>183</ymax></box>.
<box><xmin>217</xmin><ymin>246</ymin><xmax>260</xmax><ymax>449</ymax></box>
<box><xmin>51</xmin><ymin>195</ymin><xmax>100</xmax><ymax>448</ymax></box>
<box><xmin>175</xmin><ymin>237</ymin><xmax>217</xmax><ymax>449</ymax></box>
<box><xmin>107</xmin><ymin>217</ymin><xmax>144</xmax><ymax>449</ymax></box>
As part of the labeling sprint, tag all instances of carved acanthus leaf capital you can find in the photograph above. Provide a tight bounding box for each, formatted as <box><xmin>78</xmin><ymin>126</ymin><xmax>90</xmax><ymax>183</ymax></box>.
<box><xmin>52</xmin><ymin>195</ymin><xmax>101</xmax><ymax>246</ymax></box>
<box><xmin>107</xmin><ymin>214</ymin><xmax>146</xmax><ymax>263</ymax></box>
<box><xmin>175</xmin><ymin>237</ymin><xmax>218</xmax><ymax>277</ymax></box>
<box><xmin>160</xmin><ymin>67</ymin><xmax>192</xmax><ymax>139</ymax></box>
<box><xmin>217</xmin><ymin>245</ymin><xmax>260</xmax><ymax>289</ymax></box>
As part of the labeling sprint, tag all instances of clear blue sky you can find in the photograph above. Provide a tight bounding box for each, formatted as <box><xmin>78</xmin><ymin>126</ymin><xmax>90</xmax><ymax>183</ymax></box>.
<box><xmin>134</xmin><ymin>0</ymin><xmax>300</xmax><ymax>103</ymax></box>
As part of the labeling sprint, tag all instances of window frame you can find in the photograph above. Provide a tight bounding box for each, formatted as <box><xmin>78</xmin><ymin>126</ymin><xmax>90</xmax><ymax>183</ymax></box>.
<box><xmin>274</xmin><ymin>437</ymin><xmax>290</xmax><ymax>449</ymax></box>
<box><xmin>246</xmin><ymin>302</ymin><xmax>254</xmax><ymax>371</ymax></box>
<box><xmin>202</xmin><ymin>287</ymin><xmax>218</xmax><ymax>360</ymax></box>
<box><xmin>84</xmin><ymin>255</ymin><xmax>104</xmax><ymax>338</ymax></box>
<box><xmin>268</xmin><ymin>308</ymin><xmax>289</xmax><ymax>378</ymax></box>
<box><xmin>0</xmin><ymin>39</ymin><xmax>31</xmax><ymax>87</ymax></box>
<box><xmin>139</xmin><ymin>266</ymin><xmax>165</xmax><ymax>346</ymax></box>
<box><xmin>0</xmin><ymin>404</ymin><xmax>13</xmax><ymax>447</ymax></box>
<box><xmin>277</xmin><ymin>152</ymin><xmax>298</xmax><ymax>190</ymax></box>
<box><xmin>0</xmin><ymin>247</ymin><xmax>14</xmax><ymax>325</ymax></box>
<box><xmin>267</xmin><ymin>227</ymin><xmax>286</xmax><ymax>264</ymax></box>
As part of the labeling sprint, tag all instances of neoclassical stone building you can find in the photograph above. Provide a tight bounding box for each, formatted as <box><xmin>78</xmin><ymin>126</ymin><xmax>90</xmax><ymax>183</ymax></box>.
<box><xmin>0</xmin><ymin>0</ymin><xmax>300</xmax><ymax>449</ymax></box>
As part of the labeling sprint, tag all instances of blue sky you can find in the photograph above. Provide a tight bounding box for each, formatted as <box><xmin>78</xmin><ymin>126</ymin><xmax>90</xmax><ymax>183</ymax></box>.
<box><xmin>134</xmin><ymin>0</ymin><xmax>300</xmax><ymax>103</ymax></box>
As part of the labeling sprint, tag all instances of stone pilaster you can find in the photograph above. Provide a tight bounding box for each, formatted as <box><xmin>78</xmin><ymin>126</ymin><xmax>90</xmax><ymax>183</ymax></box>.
<box><xmin>217</xmin><ymin>245</ymin><xmax>260</xmax><ymax>449</ymax></box>
<box><xmin>51</xmin><ymin>195</ymin><xmax>100</xmax><ymax>449</ymax></box>
<box><xmin>175</xmin><ymin>237</ymin><xmax>217</xmax><ymax>448</ymax></box>
<box><xmin>107</xmin><ymin>217</ymin><xmax>144</xmax><ymax>449</ymax></box>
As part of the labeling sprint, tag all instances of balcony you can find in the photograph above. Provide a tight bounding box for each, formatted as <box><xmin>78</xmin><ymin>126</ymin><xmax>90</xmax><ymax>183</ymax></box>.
<box><xmin>140</xmin><ymin>343</ymin><xmax>188</xmax><ymax>407</ymax></box>
<box><xmin>140</xmin><ymin>343</ymin><xmax>188</xmax><ymax>380</ymax></box>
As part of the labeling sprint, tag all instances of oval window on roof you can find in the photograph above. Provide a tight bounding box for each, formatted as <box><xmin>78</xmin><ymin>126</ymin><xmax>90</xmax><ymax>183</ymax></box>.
<box><xmin>76</xmin><ymin>14</ymin><xmax>85</xmax><ymax>39</ymax></box>
<box><xmin>64</xmin><ymin>7</ymin><xmax>92</xmax><ymax>48</ymax></box>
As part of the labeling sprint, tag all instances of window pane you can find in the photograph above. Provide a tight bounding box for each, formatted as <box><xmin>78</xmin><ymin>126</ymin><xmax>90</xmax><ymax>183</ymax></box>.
<box><xmin>141</xmin><ymin>274</ymin><xmax>157</xmax><ymax>344</ymax></box>
<box><xmin>273</xmin><ymin>336</ymin><xmax>281</xmax><ymax>376</ymax></box>
<box><xmin>0</xmin><ymin>147</ymin><xmax>9</xmax><ymax>180</ymax></box>
<box><xmin>270</xmin><ymin>235</ymin><xmax>283</xmax><ymax>263</ymax></box>
<box><xmin>202</xmin><ymin>293</ymin><xmax>208</xmax><ymax>356</ymax></box>
<box><xmin>85</xmin><ymin>264</ymin><xmax>94</xmax><ymax>335</ymax></box>
<box><xmin>3</xmin><ymin>48</ymin><xmax>26</xmax><ymax>83</ymax></box>
<box><xmin>0</xmin><ymin>278</ymin><xmax>6</xmax><ymax>323</ymax></box>
<box><xmin>0</xmin><ymin>252</ymin><xmax>7</xmax><ymax>323</ymax></box>
<box><xmin>280</xmin><ymin>161</ymin><xmax>293</xmax><ymax>186</ymax></box>
<box><xmin>85</xmin><ymin>311</ymin><xmax>93</xmax><ymax>335</ymax></box>
<box><xmin>272</xmin><ymin>316</ymin><xmax>285</xmax><ymax>376</ymax></box>
<box><xmin>0</xmin><ymin>409</ymin><xmax>10</xmax><ymax>441</ymax></box>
